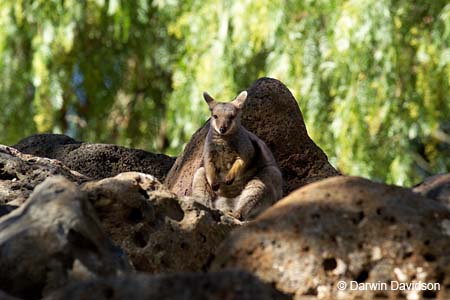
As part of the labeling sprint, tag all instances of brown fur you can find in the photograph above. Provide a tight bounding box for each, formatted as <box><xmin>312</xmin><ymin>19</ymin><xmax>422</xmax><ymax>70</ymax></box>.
<box><xmin>192</xmin><ymin>91</ymin><xmax>283</xmax><ymax>220</ymax></box>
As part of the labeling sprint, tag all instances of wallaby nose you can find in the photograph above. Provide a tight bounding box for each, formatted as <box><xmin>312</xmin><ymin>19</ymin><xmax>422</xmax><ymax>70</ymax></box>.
<box><xmin>219</xmin><ymin>127</ymin><xmax>226</xmax><ymax>134</ymax></box>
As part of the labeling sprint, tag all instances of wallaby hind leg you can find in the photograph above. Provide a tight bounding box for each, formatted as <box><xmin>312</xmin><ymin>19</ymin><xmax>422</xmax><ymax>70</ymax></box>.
<box><xmin>234</xmin><ymin>165</ymin><xmax>283</xmax><ymax>220</ymax></box>
<box><xmin>192</xmin><ymin>167</ymin><xmax>214</xmax><ymax>208</ymax></box>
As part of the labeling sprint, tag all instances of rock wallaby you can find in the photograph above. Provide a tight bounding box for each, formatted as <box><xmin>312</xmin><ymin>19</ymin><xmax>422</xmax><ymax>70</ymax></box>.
<box><xmin>191</xmin><ymin>90</ymin><xmax>283</xmax><ymax>220</ymax></box>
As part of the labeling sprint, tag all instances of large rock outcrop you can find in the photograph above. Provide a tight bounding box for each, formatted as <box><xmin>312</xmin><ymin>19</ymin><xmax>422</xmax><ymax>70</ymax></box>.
<box><xmin>81</xmin><ymin>172</ymin><xmax>238</xmax><ymax>273</ymax></box>
<box><xmin>0</xmin><ymin>145</ymin><xmax>89</xmax><ymax>205</ymax></box>
<box><xmin>211</xmin><ymin>176</ymin><xmax>450</xmax><ymax>300</ymax></box>
<box><xmin>45</xmin><ymin>270</ymin><xmax>288</xmax><ymax>300</ymax></box>
<box><xmin>165</xmin><ymin>77</ymin><xmax>339</xmax><ymax>197</ymax></box>
<box><xmin>0</xmin><ymin>176</ymin><xmax>132</xmax><ymax>299</ymax></box>
<box><xmin>12</xmin><ymin>134</ymin><xmax>175</xmax><ymax>182</ymax></box>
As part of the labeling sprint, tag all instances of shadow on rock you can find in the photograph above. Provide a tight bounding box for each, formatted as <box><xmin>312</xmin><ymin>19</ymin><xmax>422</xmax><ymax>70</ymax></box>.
<box><xmin>45</xmin><ymin>270</ymin><xmax>289</xmax><ymax>300</ymax></box>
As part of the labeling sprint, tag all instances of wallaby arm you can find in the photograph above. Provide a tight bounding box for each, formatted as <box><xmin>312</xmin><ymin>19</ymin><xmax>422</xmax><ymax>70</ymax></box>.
<box><xmin>205</xmin><ymin>157</ymin><xmax>219</xmax><ymax>191</ymax></box>
<box><xmin>225</xmin><ymin>157</ymin><xmax>246</xmax><ymax>185</ymax></box>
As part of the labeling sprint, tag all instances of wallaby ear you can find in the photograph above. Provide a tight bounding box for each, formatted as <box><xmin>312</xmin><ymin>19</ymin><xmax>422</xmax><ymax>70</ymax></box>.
<box><xmin>203</xmin><ymin>92</ymin><xmax>217</xmax><ymax>110</ymax></box>
<box><xmin>232</xmin><ymin>91</ymin><xmax>247</xmax><ymax>109</ymax></box>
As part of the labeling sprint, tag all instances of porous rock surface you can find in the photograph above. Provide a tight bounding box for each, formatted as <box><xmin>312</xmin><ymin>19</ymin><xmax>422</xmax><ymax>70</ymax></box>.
<box><xmin>81</xmin><ymin>172</ymin><xmax>238</xmax><ymax>273</ymax></box>
<box><xmin>0</xmin><ymin>145</ymin><xmax>89</xmax><ymax>205</ymax></box>
<box><xmin>165</xmin><ymin>77</ymin><xmax>339</xmax><ymax>197</ymax></box>
<box><xmin>0</xmin><ymin>176</ymin><xmax>132</xmax><ymax>300</ymax></box>
<box><xmin>45</xmin><ymin>270</ymin><xmax>288</xmax><ymax>300</ymax></box>
<box><xmin>12</xmin><ymin>134</ymin><xmax>175</xmax><ymax>182</ymax></box>
<box><xmin>413</xmin><ymin>173</ymin><xmax>450</xmax><ymax>207</ymax></box>
<box><xmin>211</xmin><ymin>176</ymin><xmax>450</xmax><ymax>300</ymax></box>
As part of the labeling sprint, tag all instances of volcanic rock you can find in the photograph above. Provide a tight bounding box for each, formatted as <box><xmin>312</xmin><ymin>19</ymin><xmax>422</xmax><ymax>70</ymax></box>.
<box><xmin>82</xmin><ymin>172</ymin><xmax>238</xmax><ymax>273</ymax></box>
<box><xmin>13</xmin><ymin>134</ymin><xmax>175</xmax><ymax>182</ymax></box>
<box><xmin>211</xmin><ymin>176</ymin><xmax>450</xmax><ymax>300</ymax></box>
<box><xmin>0</xmin><ymin>176</ymin><xmax>132</xmax><ymax>299</ymax></box>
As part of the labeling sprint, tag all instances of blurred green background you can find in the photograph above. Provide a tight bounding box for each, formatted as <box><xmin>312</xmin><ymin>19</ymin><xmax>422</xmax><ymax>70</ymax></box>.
<box><xmin>0</xmin><ymin>0</ymin><xmax>449</xmax><ymax>186</ymax></box>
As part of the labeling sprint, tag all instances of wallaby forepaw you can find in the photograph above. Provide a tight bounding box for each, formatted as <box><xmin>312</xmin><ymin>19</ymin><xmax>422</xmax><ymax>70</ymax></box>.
<box><xmin>225</xmin><ymin>175</ymin><xmax>235</xmax><ymax>185</ymax></box>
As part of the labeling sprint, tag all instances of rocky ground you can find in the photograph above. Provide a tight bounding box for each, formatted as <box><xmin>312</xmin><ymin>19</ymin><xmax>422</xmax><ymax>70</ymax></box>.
<box><xmin>0</xmin><ymin>78</ymin><xmax>449</xmax><ymax>300</ymax></box>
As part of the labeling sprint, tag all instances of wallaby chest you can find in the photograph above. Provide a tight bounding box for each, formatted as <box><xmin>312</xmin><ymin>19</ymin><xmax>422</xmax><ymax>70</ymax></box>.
<box><xmin>206</xmin><ymin>130</ymin><xmax>254</xmax><ymax>176</ymax></box>
<box><xmin>208</xmin><ymin>138</ymin><xmax>240</xmax><ymax>174</ymax></box>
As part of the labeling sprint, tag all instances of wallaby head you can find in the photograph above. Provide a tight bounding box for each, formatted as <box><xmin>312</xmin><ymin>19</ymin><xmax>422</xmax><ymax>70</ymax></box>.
<box><xmin>203</xmin><ymin>91</ymin><xmax>247</xmax><ymax>136</ymax></box>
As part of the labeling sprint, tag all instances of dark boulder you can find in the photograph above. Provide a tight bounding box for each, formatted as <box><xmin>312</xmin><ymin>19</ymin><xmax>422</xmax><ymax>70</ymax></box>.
<box><xmin>12</xmin><ymin>134</ymin><xmax>175</xmax><ymax>182</ymax></box>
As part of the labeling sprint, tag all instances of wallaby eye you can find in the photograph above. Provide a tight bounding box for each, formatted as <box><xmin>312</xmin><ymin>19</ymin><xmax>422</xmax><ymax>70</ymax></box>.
<box><xmin>213</xmin><ymin>115</ymin><xmax>218</xmax><ymax>119</ymax></box>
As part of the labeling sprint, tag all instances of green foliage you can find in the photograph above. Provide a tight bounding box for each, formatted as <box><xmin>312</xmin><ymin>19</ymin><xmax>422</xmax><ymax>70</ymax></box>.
<box><xmin>0</xmin><ymin>0</ymin><xmax>449</xmax><ymax>185</ymax></box>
